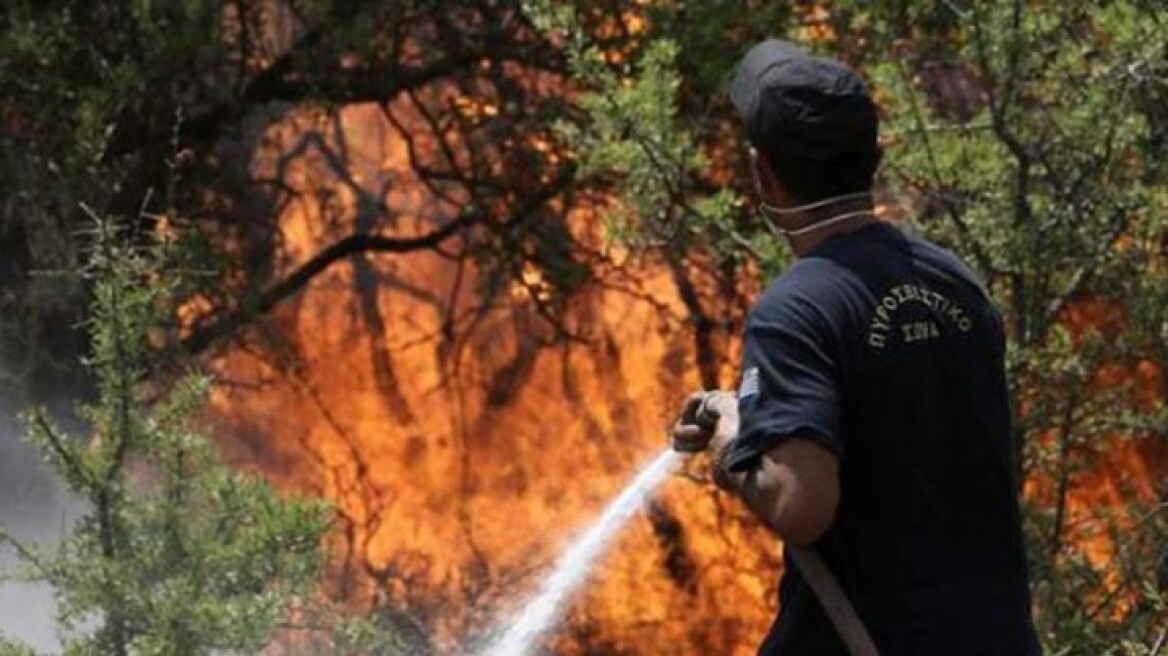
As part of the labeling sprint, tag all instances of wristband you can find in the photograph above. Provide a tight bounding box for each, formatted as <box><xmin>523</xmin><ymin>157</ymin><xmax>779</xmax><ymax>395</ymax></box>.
<box><xmin>711</xmin><ymin>440</ymin><xmax>739</xmax><ymax>492</ymax></box>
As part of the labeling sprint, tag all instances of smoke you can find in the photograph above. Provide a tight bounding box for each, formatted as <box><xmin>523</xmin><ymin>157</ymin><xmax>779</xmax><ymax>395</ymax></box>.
<box><xmin>0</xmin><ymin>409</ymin><xmax>84</xmax><ymax>652</ymax></box>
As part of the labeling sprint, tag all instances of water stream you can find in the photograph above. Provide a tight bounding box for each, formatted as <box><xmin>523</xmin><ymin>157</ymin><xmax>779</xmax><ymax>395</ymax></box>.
<box><xmin>478</xmin><ymin>449</ymin><xmax>679</xmax><ymax>656</ymax></box>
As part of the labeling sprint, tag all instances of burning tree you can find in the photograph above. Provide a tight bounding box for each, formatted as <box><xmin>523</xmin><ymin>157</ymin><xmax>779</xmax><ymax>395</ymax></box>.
<box><xmin>4</xmin><ymin>2</ymin><xmax>774</xmax><ymax>652</ymax></box>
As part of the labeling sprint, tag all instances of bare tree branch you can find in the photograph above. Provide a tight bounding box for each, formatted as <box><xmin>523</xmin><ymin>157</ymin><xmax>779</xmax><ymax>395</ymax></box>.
<box><xmin>1152</xmin><ymin>623</ymin><xmax>1167</xmax><ymax>656</ymax></box>
<box><xmin>0</xmin><ymin>526</ymin><xmax>50</xmax><ymax>579</ymax></box>
<box><xmin>892</xmin><ymin>56</ymin><xmax>998</xmax><ymax>279</ymax></box>
<box><xmin>181</xmin><ymin>214</ymin><xmax>480</xmax><ymax>355</ymax></box>
<box><xmin>183</xmin><ymin>16</ymin><xmax>564</xmax><ymax>146</ymax></box>
<box><xmin>181</xmin><ymin>165</ymin><xmax>576</xmax><ymax>355</ymax></box>
<box><xmin>32</xmin><ymin>411</ymin><xmax>92</xmax><ymax>493</ymax></box>
<box><xmin>971</xmin><ymin>1</ymin><xmax>1037</xmax><ymax>344</ymax></box>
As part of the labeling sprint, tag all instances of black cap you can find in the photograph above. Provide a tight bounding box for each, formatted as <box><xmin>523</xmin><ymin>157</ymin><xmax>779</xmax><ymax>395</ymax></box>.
<box><xmin>730</xmin><ymin>39</ymin><xmax>878</xmax><ymax>166</ymax></box>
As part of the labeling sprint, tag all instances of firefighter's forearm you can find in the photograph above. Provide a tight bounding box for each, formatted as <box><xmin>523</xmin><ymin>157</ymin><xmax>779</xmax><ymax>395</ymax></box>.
<box><xmin>716</xmin><ymin>440</ymin><xmax>838</xmax><ymax>546</ymax></box>
<box><xmin>718</xmin><ymin>457</ymin><xmax>791</xmax><ymax>539</ymax></box>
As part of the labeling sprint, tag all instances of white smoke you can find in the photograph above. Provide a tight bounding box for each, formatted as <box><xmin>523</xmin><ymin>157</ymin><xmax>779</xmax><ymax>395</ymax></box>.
<box><xmin>0</xmin><ymin>409</ymin><xmax>84</xmax><ymax>652</ymax></box>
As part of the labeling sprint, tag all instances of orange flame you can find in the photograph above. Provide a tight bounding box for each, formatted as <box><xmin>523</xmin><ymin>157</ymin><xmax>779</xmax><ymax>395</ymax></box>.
<box><xmin>202</xmin><ymin>98</ymin><xmax>778</xmax><ymax>653</ymax></box>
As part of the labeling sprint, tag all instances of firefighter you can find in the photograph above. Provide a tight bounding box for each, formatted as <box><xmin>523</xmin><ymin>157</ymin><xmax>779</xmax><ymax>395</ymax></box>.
<box><xmin>672</xmin><ymin>39</ymin><xmax>1040</xmax><ymax>656</ymax></box>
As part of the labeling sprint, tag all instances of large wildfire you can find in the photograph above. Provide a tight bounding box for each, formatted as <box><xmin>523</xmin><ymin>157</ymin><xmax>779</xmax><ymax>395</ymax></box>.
<box><xmin>201</xmin><ymin>95</ymin><xmax>779</xmax><ymax>654</ymax></box>
<box><xmin>185</xmin><ymin>6</ymin><xmax>1168</xmax><ymax>655</ymax></box>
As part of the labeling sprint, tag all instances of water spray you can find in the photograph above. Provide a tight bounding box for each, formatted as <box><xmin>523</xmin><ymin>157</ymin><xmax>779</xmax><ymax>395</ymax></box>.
<box><xmin>477</xmin><ymin>449</ymin><xmax>679</xmax><ymax>656</ymax></box>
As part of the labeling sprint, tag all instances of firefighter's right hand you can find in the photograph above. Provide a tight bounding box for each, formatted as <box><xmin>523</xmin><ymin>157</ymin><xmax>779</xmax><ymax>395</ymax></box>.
<box><xmin>670</xmin><ymin>390</ymin><xmax>737</xmax><ymax>453</ymax></box>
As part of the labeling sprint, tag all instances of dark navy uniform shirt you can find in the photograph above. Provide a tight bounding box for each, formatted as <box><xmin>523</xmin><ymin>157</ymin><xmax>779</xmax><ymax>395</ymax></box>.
<box><xmin>725</xmin><ymin>222</ymin><xmax>1040</xmax><ymax>656</ymax></box>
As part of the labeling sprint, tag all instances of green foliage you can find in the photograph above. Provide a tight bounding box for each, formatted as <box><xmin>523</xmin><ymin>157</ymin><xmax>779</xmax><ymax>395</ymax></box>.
<box><xmin>525</xmin><ymin>0</ymin><xmax>746</xmax><ymax>258</ymax></box>
<box><xmin>0</xmin><ymin>638</ymin><xmax>39</xmax><ymax>656</ymax></box>
<box><xmin>287</xmin><ymin>605</ymin><xmax>433</xmax><ymax>656</ymax></box>
<box><xmin>532</xmin><ymin>1</ymin><xmax>1168</xmax><ymax>653</ymax></box>
<box><xmin>851</xmin><ymin>5</ymin><xmax>1168</xmax><ymax>649</ymax></box>
<box><xmin>0</xmin><ymin>217</ymin><xmax>331</xmax><ymax>654</ymax></box>
<box><xmin>0</xmin><ymin>0</ymin><xmax>226</xmax><ymax>397</ymax></box>
<box><xmin>522</xmin><ymin>0</ymin><xmax>801</xmax><ymax>286</ymax></box>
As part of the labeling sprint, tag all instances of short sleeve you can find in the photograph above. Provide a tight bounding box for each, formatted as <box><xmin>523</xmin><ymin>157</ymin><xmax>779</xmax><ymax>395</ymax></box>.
<box><xmin>724</xmin><ymin>294</ymin><xmax>843</xmax><ymax>472</ymax></box>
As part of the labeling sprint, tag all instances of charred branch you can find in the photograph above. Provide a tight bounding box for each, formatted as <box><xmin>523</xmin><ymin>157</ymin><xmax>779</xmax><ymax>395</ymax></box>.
<box><xmin>181</xmin><ymin>8</ymin><xmax>566</xmax><ymax>147</ymax></box>
<box><xmin>180</xmin><ymin>214</ymin><xmax>480</xmax><ymax>355</ymax></box>
<box><xmin>181</xmin><ymin>164</ymin><xmax>576</xmax><ymax>355</ymax></box>
<box><xmin>668</xmin><ymin>258</ymin><xmax>719</xmax><ymax>389</ymax></box>
<box><xmin>647</xmin><ymin>501</ymin><xmax>698</xmax><ymax>594</ymax></box>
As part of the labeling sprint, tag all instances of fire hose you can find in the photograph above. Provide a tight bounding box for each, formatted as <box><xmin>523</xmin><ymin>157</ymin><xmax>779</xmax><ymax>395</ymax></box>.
<box><xmin>693</xmin><ymin>393</ymin><xmax>880</xmax><ymax>656</ymax></box>
<box><xmin>786</xmin><ymin>544</ymin><xmax>881</xmax><ymax>656</ymax></box>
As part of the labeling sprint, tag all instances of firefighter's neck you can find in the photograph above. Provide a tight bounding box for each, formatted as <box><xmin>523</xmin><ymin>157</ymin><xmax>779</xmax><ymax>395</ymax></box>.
<box><xmin>766</xmin><ymin>195</ymin><xmax>877</xmax><ymax>258</ymax></box>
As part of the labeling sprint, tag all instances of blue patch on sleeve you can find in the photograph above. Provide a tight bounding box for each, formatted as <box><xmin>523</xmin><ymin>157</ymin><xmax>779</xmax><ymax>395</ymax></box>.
<box><xmin>739</xmin><ymin>366</ymin><xmax>760</xmax><ymax>399</ymax></box>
